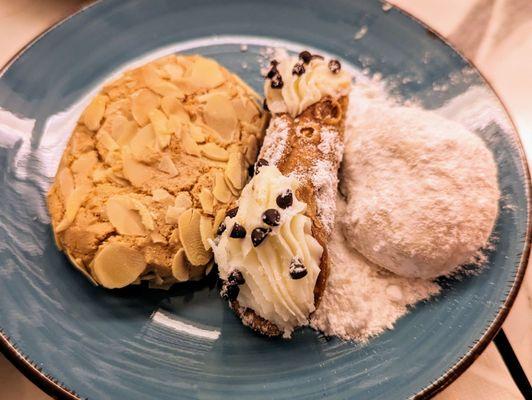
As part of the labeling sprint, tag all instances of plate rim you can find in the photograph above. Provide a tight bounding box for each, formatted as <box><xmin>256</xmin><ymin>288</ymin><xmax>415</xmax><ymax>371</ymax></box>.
<box><xmin>0</xmin><ymin>1</ymin><xmax>530</xmax><ymax>399</ymax></box>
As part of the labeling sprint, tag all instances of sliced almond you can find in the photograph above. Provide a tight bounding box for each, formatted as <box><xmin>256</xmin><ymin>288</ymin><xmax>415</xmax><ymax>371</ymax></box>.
<box><xmin>231</xmin><ymin>96</ymin><xmax>259</xmax><ymax>124</ymax></box>
<box><xmin>198</xmin><ymin>188</ymin><xmax>214</xmax><ymax>215</ymax></box>
<box><xmin>106</xmin><ymin>195</ymin><xmax>154</xmax><ymax>235</ymax></box>
<box><xmin>148</xmin><ymin>109</ymin><xmax>172</xmax><ymax>149</ymax></box>
<box><xmin>142</xmin><ymin>64</ymin><xmax>183</xmax><ymax>97</ymax></box>
<box><xmin>165</xmin><ymin>206</ymin><xmax>186</xmax><ymax>225</ymax></box>
<box><xmin>174</xmin><ymin>192</ymin><xmax>193</xmax><ymax>209</ymax></box>
<box><xmin>71</xmin><ymin>151</ymin><xmax>98</xmax><ymax>179</ymax></box>
<box><xmin>181</xmin><ymin>129</ymin><xmax>201</xmax><ymax>156</ymax></box>
<box><xmin>83</xmin><ymin>95</ymin><xmax>108</xmax><ymax>131</ymax></box>
<box><xmin>171</xmin><ymin>248</ymin><xmax>189</xmax><ymax>282</ymax></box>
<box><xmin>212</xmin><ymin>207</ymin><xmax>227</xmax><ymax>237</ymax></box>
<box><xmin>202</xmin><ymin>93</ymin><xmax>238</xmax><ymax>141</ymax></box>
<box><xmin>113</xmin><ymin>118</ymin><xmax>138</xmax><ymax>145</ymax></box>
<box><xmin>199</xmin><ymin>142</ymin><xmax>229</xmax><ymax>161</ymax></box>
<box><xmin>97</xmin><ymin>130</ymin><xmax>120</xmax><ymax>152</ymax></box>
<box><xmin>55</xmin><ymin>184</ymin><xmax>92</xmax><ymax>232</ymax></box>
<box><xmin>178</xmin><ymin>208</ymin><xmax>212</xmax><ymax>266</ymax></box>
<box><xmin>122</xmin><ymin>153</ymin><xmax>154</xmax><ymax>187</ymax></box>
<box><xmin>129</xmin><ymin>123</ymin><xmax>158</xmax><ymax>161</ymax></box>
<box><xmin>151</xmin><ymin>232</ymin><xmax>166</xmax><ymax>244</ymax></box>
<box><xmin>199</xmin><ymin>215</ymin><xmax>213</xmax><ymax>251</ymax></box>
<box><xmin>187</xmin><ymin>57</ymin><xmax>225</xmax><ymax>90</ymax></box>
<box><xmin>131</xmin><ymin>88</ymin><xmax>160</xmax><ymax>126</ymax></box>
<box><xmin>212</xmin><ymin>171</ymin><xmax>232</xmax><ymax>203</ymax></box>
<box><xmin>163</xmin><ymin>63</ymin><xmax>185</xmax><ymax>82</ymax></box>
<box><xmin>245</xmin><ymin>135</ymin><xmax>258</xmax><ymax>164</ymax></box>
<box><xmin>92</xmin><ymin>243</ymin><xmax>146</xmax><ymax>289</ymax></box>
<box><xmin>158</xmin><ymin>154</ymin><xmax>178</xmax><ymax>176</ymax></box>
<box><xmin>162</xmin><ymin>96</ymin><xmax>190</xmax><ymax>123</ymax></box>
<box><xmin>190</xmin><ymin>125</ymin><xmax>206</xmax><ymax>143</ymax></box>
<box><xmin>225</xmin><ymin>150</ymin><xmax>246</xmax><ymax>190</ymax></box>
<box><xmin>58</xmin><ymin>167</ymin><xmax>74</xmax><ymax>202</ymax></box>
<box><xmin>152</xmin><ymin>188</ymin><xmax>172</xmax><ymax>202</ymax></box>
<box><xmin>224</xmin><ymin>174</ymin><xmax>239</xmax><ymax>197</ymax></box>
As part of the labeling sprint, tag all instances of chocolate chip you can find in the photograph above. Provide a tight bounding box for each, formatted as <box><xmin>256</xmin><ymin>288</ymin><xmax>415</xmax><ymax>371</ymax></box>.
<box><xmin>328</xmin><ymin>59</ymin><xmax>341</xmax><ymax>74</ymax></box>
<box><xmin>221</xmin><ymin>281</ymin><xmax>240</xmax><ymax>301</ymax></box>
<box><xmin>289</xmin><ymin>258</ymin><xmax>308</xmax><ymax>279</ymax></box>
<box><xmin>230</xmin><ymin>223</ymin><xmax>246</xmax><ymax>239</ymax></box>
<box><xmin>266</xmin><ymin>67</ymin><xmax>277</xmax><ymax>79</ymax></box>
<box><xmin>263</xmin><ymin>99</ymin><xmax>269</xmax><ymax>111</ymax></box>
<box><xmin>262</xmin><ymin>209</ymin><xmax>280</xmax><ymax>226</ymax></box>
<box><xmin>226</xmin><ymin>207</ymin><xmax>239</xmax><ymax>218</ymax></box>
<box><xmin>270</xmin><ymin>74</ymin><xmax>283</xmax><ymax>89</ymax></box>
<box><xmin>276</xmin><ymin>190</ymin><xmax>293</xmax><ymax>209</ymax></box>
<box><xmin>270</xmin><ymin>59</ymin><xmax>279</xmax><ymax>67</ymax></box>
<box><xmin>298</xmin><ymin>50</ymin><xmax>312</xmax><ymax>64</ymax></box>
<box><xmin>228</xmin><ymin>269</ymin><xmax>245</xmax><ymax>285</ymax></box>
<box><xmin>251</xmin><ymin>227</ymin><xmax>271</xmax><ymax>247</ymax></box>
<box><xmin>248</xmin><ymin>164</ymin><xmax>255</xmax><ymax>177</ymax></box>
<box><xmin>254</xmin><ymin>158</ymin><xmax>269</xmax><ymax>175</ymax></box>
<box><xmin>292</xmin><ymin>62</ymin><xmax>305</xmax><ymax>76</ymax></box>
<box><xmin>216</xmin><ymin>222</ymin><xmax>226</xmax><ymax>236</ymax></box>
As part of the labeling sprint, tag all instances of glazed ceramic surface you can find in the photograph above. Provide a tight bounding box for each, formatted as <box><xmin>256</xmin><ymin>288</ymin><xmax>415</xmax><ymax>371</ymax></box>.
<box><xmin>0</xmin><ymin>0</ymin><xmax>529</xmax><ymax>399</ymax></box>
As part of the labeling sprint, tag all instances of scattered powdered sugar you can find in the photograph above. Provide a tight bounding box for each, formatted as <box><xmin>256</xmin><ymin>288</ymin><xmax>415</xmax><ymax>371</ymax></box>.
<box><xmin>311</xmin><ymin>198</ymin><xmax>441</xmax><ymax>341</ymax></box>
<box><xmin>311</xmin><ymin>70</ymin><xmax>507</xmax><ymax>341</ymax></box>
<box><xmin>311</xmin><ymin>159</ymin><xmax>338</xmax><ymax>236</ymax></box>
<box><xmin>259</xmin><ymin>116</ymin><xmax>290</xmax><ymax>165</ymax></box>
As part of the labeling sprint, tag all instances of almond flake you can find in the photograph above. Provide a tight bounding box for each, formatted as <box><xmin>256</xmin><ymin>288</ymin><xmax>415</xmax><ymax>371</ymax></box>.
<box><xmin>83</xmin><ymin>95</ymin><xmax>108</xmax><ymax>131</ymax></box>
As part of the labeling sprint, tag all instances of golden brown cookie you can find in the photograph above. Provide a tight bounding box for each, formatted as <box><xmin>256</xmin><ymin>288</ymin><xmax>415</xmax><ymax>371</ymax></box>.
<box><xmin>47</xmin><ymin>54</ymin><xmax>268</xmax><ymax>289</ymax></box>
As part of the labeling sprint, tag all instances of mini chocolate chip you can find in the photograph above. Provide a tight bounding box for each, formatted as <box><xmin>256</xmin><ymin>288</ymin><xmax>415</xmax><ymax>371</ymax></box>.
<box><xmin>270</xmin><ymin>74</ymin><xmax>283</xmax><ymax>89</ymax></box>
<box><xmin>266</xmin><ymin>67</ymin><xmax>277</xmax><ymax>79</ymax></box>
<box><xmin>298</xmin><ymin>50</ymin><xmax>312</xmax><ymax>64</ymax></box>
<box><xmin>276</xmin><ymin>190</ymin><xmax>293</xmax><ymax>209</ymax></box>
<box><xmin>228</xmin><ymin>269</ymin><xmax>245</xmax><ymax>285</ymax></box>
<box><xmin>216</xmin><ymin>222</ymin><xmax>226</xmax><ymax>236</ymax></box>
<box><xmin>221</xmin><ymin>282</ymin><xmax>240</xmax><ymax>301</ymax></box>
<box><xmin>270</xmin><ymin>59</ymin><xmax>279</xmax><ymax>67</ymax></box>
<box><xmin>292</xmin><ymin>62</ymin><xmax>305</xmax><ymax>76</ymax></box>
<box><xmin>311</xmin><ymin>54</ymin><xmax>324</xmax><ymax>60</ymax></box>
<box><xmin>262</xmin><ymin>209</ymin><xmax>280</xmax><ymax>226</ymax></box>
<box><xmin>255</xmin><ymin>158</ymin><xmax>269</xmax><ymax>175</ymax></box>
<box><xmin>263</xmin><ymin>99</ymin><xmax>269</xmax><ymax>111</ymax></box>
<box><xmin>230</xmin><ymin>223</ymin><xmax>246</xmax><ymax>239</ymax></box>
<box><xmin>226</xmin><ymin>207</ymin><xmax>239</xmax><ymax>218</ymax></box>
<box><xmin>248</xmin><ymin>164</ymin><xmax>255</xmax><ymax>177</ymax></box>
<box><xmin>289</xmin><ymin>258</ymin><xmax>308</xmax><ymax>279</ymax></box>
<box><xmin>328</xmin><ymin>59</ymin><xmax>341</xmax><ymax>74</ymax></box>
<box><xmin>251</xmin><ymin>227</ymin><xmax>271</xmax><ymax>247</ymax></box>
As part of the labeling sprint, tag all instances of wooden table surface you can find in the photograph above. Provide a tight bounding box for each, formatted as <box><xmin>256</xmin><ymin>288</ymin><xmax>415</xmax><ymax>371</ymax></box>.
<box><xmin>0</xmin><ymin>1</ymin><xmax>530</xmax><ymax>399</ymax></box>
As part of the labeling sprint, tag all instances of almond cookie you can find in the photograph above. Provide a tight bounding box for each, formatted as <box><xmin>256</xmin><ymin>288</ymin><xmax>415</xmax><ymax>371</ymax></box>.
<box><xmin>47</xmin><ymin>54</ymin><xmax>268</xmax><ymax>289</ymax></box>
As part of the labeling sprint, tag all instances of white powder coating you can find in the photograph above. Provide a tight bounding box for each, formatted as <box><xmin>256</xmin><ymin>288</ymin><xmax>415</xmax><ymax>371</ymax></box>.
<box><xmin>312</xmin><ymin>77</ymin><xmax>503</xmax><ymax>341</ymax></box>
<box><xmin>341</xmin><ymin>104</ymin><xmax>500</xmax><ymax>279</ymax></box>
<box><xmin>259</xmin><ymin>119</ymin><xmax>344</xmax><ymax>236</ymax></box>
<box><xmin>310</xmin><ymin>198</ymin><xmax>441</xmax><ymax>341</ymax></box>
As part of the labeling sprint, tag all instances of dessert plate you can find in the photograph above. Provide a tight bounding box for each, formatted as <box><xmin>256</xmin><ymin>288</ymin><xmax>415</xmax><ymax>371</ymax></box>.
<box><xmin>0</xmin><ymin>0</ymin><xmax>529</xmax><ymax>399</ymax></box>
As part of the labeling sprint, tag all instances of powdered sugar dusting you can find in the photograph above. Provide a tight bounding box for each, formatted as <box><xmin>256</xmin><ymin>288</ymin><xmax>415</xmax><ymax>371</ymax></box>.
<box><xmin>259</xmin><ymin>116</ymin><xmax>290</xmax><ymax>165</ymax></box>
<box><xmin>312</xmin><ymin>73</ymin><xmax>505</xmax><ymax>341</ymax></box>
<box><xmin>311</xmin><ymin>159</ymin><xmax>338</xmax><ymax>236</ymax></box>
<box><xmin>311</xmin><ymin>201</ymin><xmax>441</xmax><ymax>341</ymax></box>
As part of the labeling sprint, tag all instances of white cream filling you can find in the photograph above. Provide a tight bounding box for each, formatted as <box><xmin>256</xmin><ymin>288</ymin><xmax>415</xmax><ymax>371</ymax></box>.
<box><xmin>211</xmin><ymin>166</ymin><xmax>323</xmax><ymax>336</ymax></box>
<box><xmin>264</xmin><ymin>55</ymin><xmax>352</xmax><ymax>117</ymax></box>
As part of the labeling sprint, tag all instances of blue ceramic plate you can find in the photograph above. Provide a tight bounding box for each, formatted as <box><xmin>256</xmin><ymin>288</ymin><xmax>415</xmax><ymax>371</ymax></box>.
<box><xmin>0</xmin><ymin>1</ymin><xmax>530</xmax><ymax>399</ymax></box>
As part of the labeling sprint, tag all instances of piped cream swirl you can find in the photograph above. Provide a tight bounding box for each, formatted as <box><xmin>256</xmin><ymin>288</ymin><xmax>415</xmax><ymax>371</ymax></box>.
<box><xmin>264</xmin><ymin>55</ymin><xmax>352</xmax><ymax>117</ymax></box>
<box><xmin>211</xmin><ymin>166</ymin><xmax>323</xmax><ymax>337</ymax></box>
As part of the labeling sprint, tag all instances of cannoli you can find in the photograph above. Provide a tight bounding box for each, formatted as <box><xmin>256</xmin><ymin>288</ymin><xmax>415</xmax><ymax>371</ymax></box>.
<box><xmin>211</xmin><ymin>52</ymin><xmax>351</xmax><ymax>337</ymax></box>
